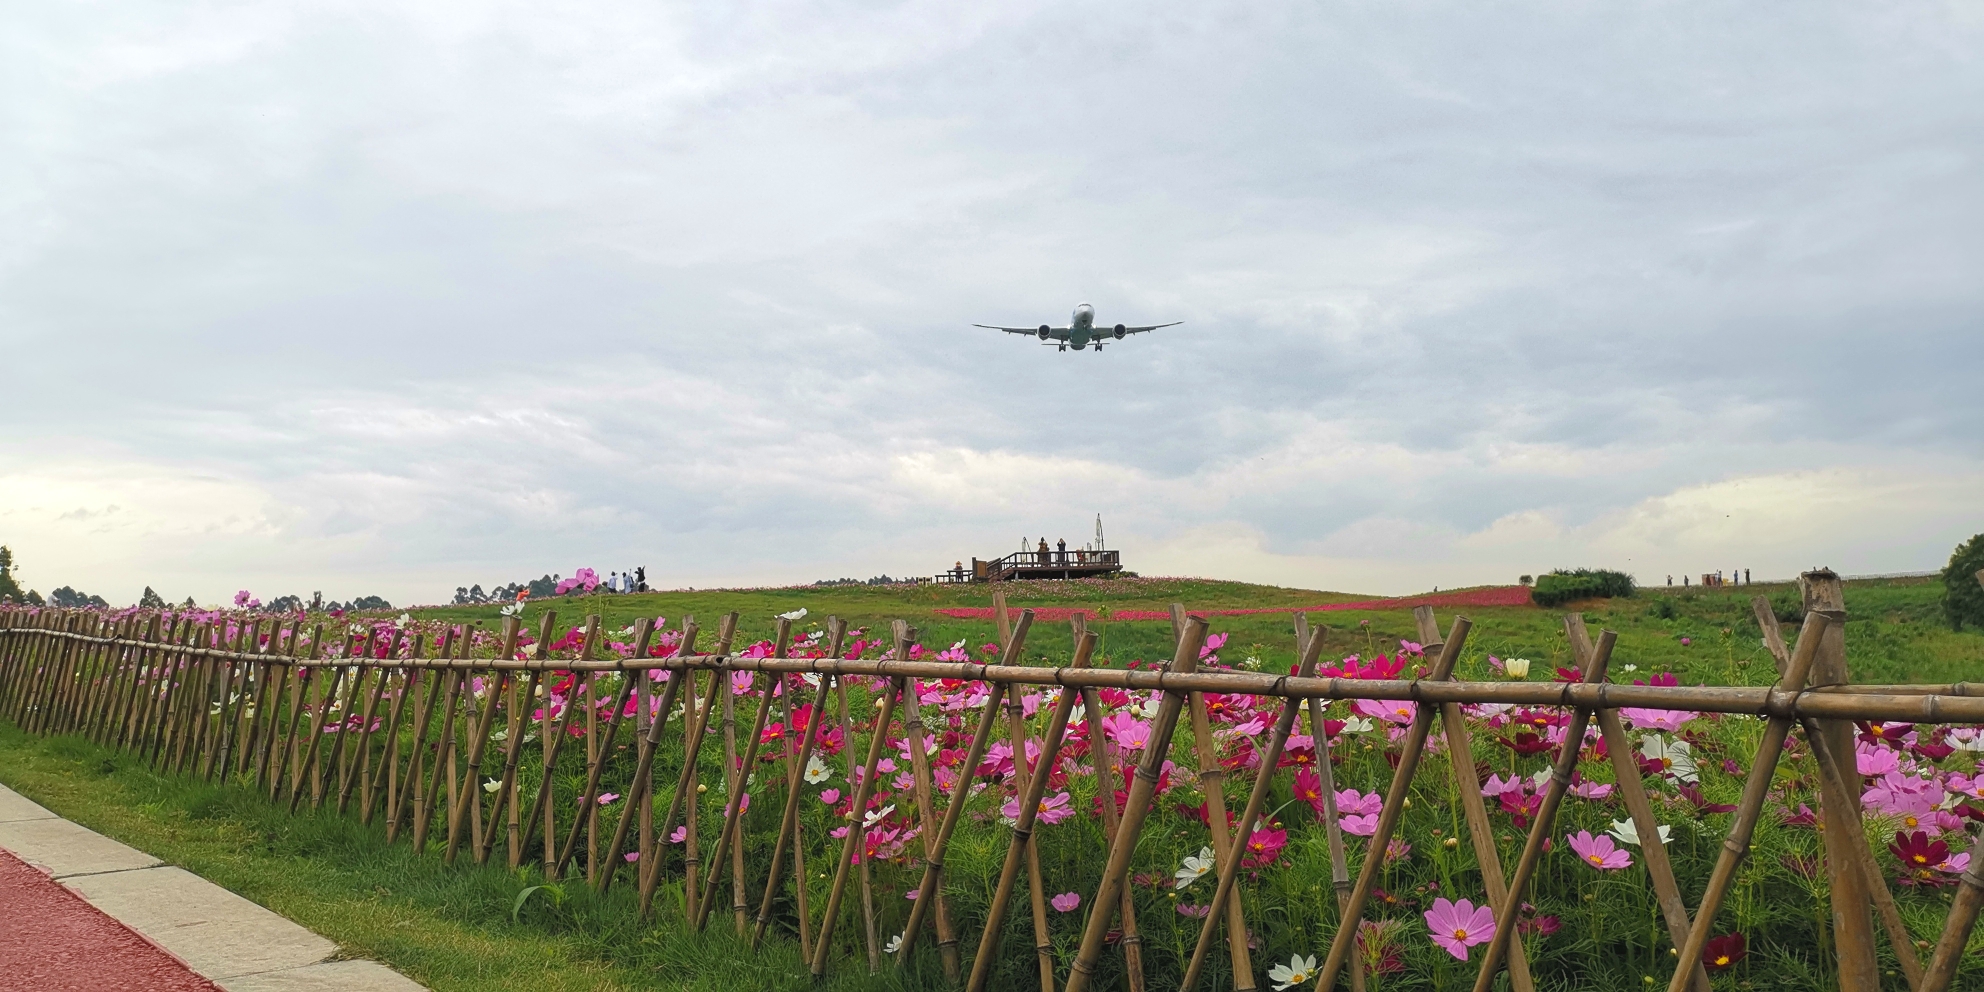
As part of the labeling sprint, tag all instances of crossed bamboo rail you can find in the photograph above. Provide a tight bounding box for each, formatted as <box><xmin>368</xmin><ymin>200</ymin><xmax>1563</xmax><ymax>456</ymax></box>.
<box><xmin>4</xmin><ymin>574</ymin><xmax>1984</xmax><ymax>992</ymax></box>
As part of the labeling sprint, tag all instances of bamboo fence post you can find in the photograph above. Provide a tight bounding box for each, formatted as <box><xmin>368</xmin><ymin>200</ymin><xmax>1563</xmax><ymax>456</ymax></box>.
<box><xmin>1663</xmin><ymin>611</ymin><xmax>1832</xmax><ymax>992</ymax></box>
<box><xmin>847</xmin><ymin>626</ymin><xmax>888</xmax><ymax>973</ymax></box>
<box><xmin>1003</xmin><ymin>629</ymin><xmax>1058</xmax><ymax>992</ymax></box>
<box><xmin>288</xmin><ymin>633</ymin><xmax>348</xmax><ymax>812</ymax></box>
<box><xmin>1469</xmin><ymin>629</ymin><xmax>1619</xmax><ymax>992</ymax></box>
<box><xmin>1799</xmin><ymin>568</ymin><xmax>1880</xmax><ymax>988</ymax></box>
<box><xmin>241</xmin><ymin>619</ymin><xmax>283</xmax><ymax>783</ymax></box>
<box><xmin>480</xmin><ymin>612</ymin><xmax>554</xmax><ymax>865</ymax></box>
<box><xmin>1414</xmin><ymin>607</ymin><xmax>1535</xmax><ymax>992</ymax></box>
<box><xmin>1801</xmin><ymin>714</ymin><xmax>1924</xmax><ymax>991</ymax></box>
<box><xmin>1922</xmin><ymin>828</ymin><xmax>1984</xmax><ymax>992</ymax></box>
<box><xmin>251</xmin><ymin>620</ymin><xmax>298</xmax><ymax>792</ymax></box>
<box><xmin>678</xmin><ymin>614</ymin><xmax>739</xmax><ymax>915</ymax></box>
<box><xmin>640</xmin><ymin>621</ymin><xmax>718</xmax><ymax>916</ymax></box>
<box><xmin>445</xmin><ymin>617</ymin><xmax>520</xmax><ymax>864</ymax></box>
<box><xmin>273</xmin><ymin>625</ymin><xmax>323</xmax><ymax>801</ymax></box>
<box><xmin>809</xmin><ymin>672</ymin><xmax>906</xmax><ymax>979</ymax></box>
<box><xmin>218</xmin><ymin>618</ymin><xmax>260</xmax><ymax>781</ymax></box>
<box><xmin>597</xmin><ymin>618</ymin><xmax>696</xmax><ymax>895</ymax></box>
<box><xmin>199</xmin><ymin>620</ymin><xmax>245</xmax><ymax>780</ymax></box>
<box><xmin>969</xmin><ymin>630</ymin><xmax>1097</xmax><ymax>992</ymax></box>
<box><xmin>1567</xmin><ymin>615</ymin><xmax>1709</xmax><ymax>992</ymax></box>
<box><xmin>369</xmin><ymin>631</ymin><xmax>422</xmax><ymax>825</ymax></box>
<box><xmin>416</xmin><ymin>627</ymin><xmax>474</xmax><ymax>854</ymax></box>
<box><xmin>898</xmin><ymin>621</ymin><xmax>962</xmax><ymax>983</ymax></box>
<box><xmin>388</xmin><ymin>625</ymin><xmax>451</xmax><ymax>843</ymax></box>
<box><xmin>1077</xmin><ymin>627</ymin><xmax>1147</xmax><ymax>992</ymax></box>
<box><xmin>891</xmin><ymin>612</ymin><xmax>1033</xmax><ymax>962</ymax></box>
<box><xmin>1295</xmin><ymin>615</ymin><xmax>1362</xmax><ymax>992</ymax></box>
<box><xmin>740</xmin><ymin>621</ymin><xmax>834</xmax><ymax>943</ymax></box>
<box><xmin>321</xmin><ymin>629</ymin><xmax>372</xmax><ymax>805</ymax></box>
<box><xmin>523</xmin><ymin>615</ymin><xmax>599</xmax><ymax>870</ymax></box>
<box><xmin>171</xmin><ymin>622</ymin><xmax>213</xmax><ymax>775</ymax></box>
<box><xmin>138</xmin><ymin>619</ymin><xmax>187</xmax><ymax>767</ymax></box>
<box><xmin>342</xmin><ymin>628</ymin><xmax>401</xmax><ymax>813</ymax></box>
<box><xmin>720</xmin><ymin>623</ymin><xmax>750</xmax><ymax>936</ymax></box>
<box><xmin>104</xmin><ymin>615</ymin><xmax>147</xmax><ymax>750</ymax></box>
<box><xmin>1180</xmin><ymin>603</ymin><xmax>1255</xmax><ymax>991</ymax></box>
<box><xmin>554</xmin><ymin>618</ymin><xmax>661</xmax><ymax>878</ymax></box>
<box><xmin>1311</xmin><ymin>617</ymin><xmax>1474</xmax><ymax>992</ymax></box>
<box><xmin>1181</xmin><ymin>626</ymin><xmax>1326</xmax><ymax>991</ymax></box>
<box><xmin>770</xmin><ymin>622</ymin><xmax>814</xmax><ymax>958</ymax></box>
<box><xmin>1062</xmin><ymin>612</ymin><xmax>1208</xmax><ymax>992</ymax></box>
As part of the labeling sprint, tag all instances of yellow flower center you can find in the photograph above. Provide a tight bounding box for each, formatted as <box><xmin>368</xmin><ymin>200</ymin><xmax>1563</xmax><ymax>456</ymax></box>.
<box><xmin>1588</xmin><ymin>855</ymin><xmax>1604</xmax><ymax>865</ymax></box>
<box><xmin>1905</xmin><ymin>815</ymin><xmax>1920</xmax><ymax>828</ymax></box>
<box><xmin>1452</xmin><ymin>927</ymin><xmax>1469</xmax><ymax>940</ymax></box>
<box><xmin>1713</xmin><ymin>954</ymin><xmax>1731</xmax><ymax>967</ymax></box>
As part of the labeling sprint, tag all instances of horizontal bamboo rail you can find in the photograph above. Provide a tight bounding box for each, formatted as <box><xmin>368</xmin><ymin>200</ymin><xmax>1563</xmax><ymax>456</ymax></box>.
<box><xmin>4</xmin><ymin>595</ymin><xmax>1984</xmax><ymax>992</ymax></box>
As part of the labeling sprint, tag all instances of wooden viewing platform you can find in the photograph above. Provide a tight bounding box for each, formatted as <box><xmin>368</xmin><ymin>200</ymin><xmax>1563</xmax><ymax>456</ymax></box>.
<box><xmin>934</xmin><ymin>550</ymin><xmax>1122</xmax><ymax>583</ymax></box>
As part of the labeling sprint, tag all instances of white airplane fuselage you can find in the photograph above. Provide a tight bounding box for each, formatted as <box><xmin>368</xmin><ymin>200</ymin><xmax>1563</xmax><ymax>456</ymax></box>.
<box><xmin>1069</xmin><ymin>302</ymin><xmax>1097</xmax><ymax>350</ymax></box>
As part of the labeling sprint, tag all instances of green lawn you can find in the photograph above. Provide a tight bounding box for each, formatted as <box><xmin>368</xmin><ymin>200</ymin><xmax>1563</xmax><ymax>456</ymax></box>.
<box><xmin>3</xmin><ymin>575</ymin><xmax>1980</xmax><ymax>991</ymax></box>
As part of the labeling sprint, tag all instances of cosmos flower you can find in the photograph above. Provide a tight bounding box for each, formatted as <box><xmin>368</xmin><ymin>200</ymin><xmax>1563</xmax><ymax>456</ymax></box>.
<box><xmin>1607</xmin><ymin>818</ymin><xmax>1671</xmax><ymax>847</ymax></box>
<box><xmin>1702</xmin><ymin>932</ymin><xmax>1747</xmax><ymax>972</ymax></box>
<box><xmin>1423</xmin><ymin>898</ymin><xmax>1496</xmax><ymax>961</ymax></box>
<box><xmin>1051</xmin><ymin>892</ymin><xmax>1081</xmax><ymax>912</ymax></box>
<box><xmin>1566</xmin><ymin>830</ymin><xmax>1632</xmax><ymax>870</ymax></box>
<box><xmin>1268</xmin><ymin>954</ymin><xmax>1318</xmax><ymax>990</ymax></box>
<box><xmin>1175</xmin><ymin>846</ymin><xmax>1216</xmax><ymax>889</ymax></box>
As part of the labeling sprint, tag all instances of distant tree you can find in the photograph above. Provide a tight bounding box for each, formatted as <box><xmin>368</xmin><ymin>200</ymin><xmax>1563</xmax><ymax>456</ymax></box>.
<box><xmin>0</xmin><ymin>546</ymin><xmax>23</xmax><ymax>601</ymax></box>
<box><xmin>469</xmin><ymin>583</ymin><xmax>486</xmax><ymax>602</ymax></box>
<box><xmin>1518</xmin><ymin>575</ymin><xmax>1534</xmax><ymax>586</ymax></box>
<box><xmin>453</xmin><ymin>586</ymin><xmax>471</xmax><ymax>605</ymax></box>
<box><xmin>266</xmin><ymin>594</ymin><xmax>304</xmax><ymax>613</ymax></box>
<box><xmin>25</xmin><ymin>590</ymin><xmax>44</xmax><ymax>606</ymax></box>
<box><xmin>139</xmin><ymin>586</ymin><xmax>168</xmax><ymax>609</ymax></box>
<box><xmin>181</xmin><ymin>596</ymin><xmax>198</xmax><ymax>608</ymax></box>
<box><xmin>528</xmin><ymin>574</ymin><xmax>558</xmax><ymax>598</ymax></box>
<box><xmin>1943</xmin><ymin>533</ymin><xmax>1984</xmax><ymax>632</ymax></box>
<box><xmin>348</xmin><ymin>595</ymin><xmax>392</xmax><ymax>611</ymax></box>
<box><xmin>49</xmin><ymin>586</ymin><xmax>109</xmax><ymax>609</ymax></box>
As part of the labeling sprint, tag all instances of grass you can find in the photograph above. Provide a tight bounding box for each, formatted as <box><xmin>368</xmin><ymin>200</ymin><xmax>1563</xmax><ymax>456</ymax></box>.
<box><xmin>4</xmin><ymin>574</ymin><xmax>1981</xmax><ymax>991</ymax></box>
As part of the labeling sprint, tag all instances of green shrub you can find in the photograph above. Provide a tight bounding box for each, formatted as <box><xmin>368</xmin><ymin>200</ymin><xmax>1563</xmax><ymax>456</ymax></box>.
<box><xmin>1531</xmin><ymin>568</ymin><xmax>1636</xmax><ymax>607</ymax></box>
<box><xmin>1942</xmin><ymin>532</ymin><xmax>1984</xmax><ymax>631</ymax></box>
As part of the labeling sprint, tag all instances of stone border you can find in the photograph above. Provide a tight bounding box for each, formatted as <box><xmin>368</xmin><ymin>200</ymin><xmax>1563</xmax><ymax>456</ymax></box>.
<box><xmin>0</xmin><ymin>783</ymin><xmax>426</xmax><ymax>992</ymax></box>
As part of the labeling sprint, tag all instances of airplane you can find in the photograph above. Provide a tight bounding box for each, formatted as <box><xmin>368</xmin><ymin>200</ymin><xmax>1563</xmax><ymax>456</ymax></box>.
<box><xmin>975</xmin><ymin>303</ymin><xmax>1181</xmax><ymax>352</ymax></box>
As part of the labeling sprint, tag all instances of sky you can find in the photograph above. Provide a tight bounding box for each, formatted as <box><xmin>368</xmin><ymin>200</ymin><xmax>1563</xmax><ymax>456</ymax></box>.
<box><xmin>3</xmin><ymin>2</ymin><xmax>1981</xmax><ymax>607</ymax></box>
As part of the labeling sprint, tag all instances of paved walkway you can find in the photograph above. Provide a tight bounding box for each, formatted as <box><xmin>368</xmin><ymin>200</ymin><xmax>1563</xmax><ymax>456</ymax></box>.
<box><xmin>0</xmin><ymin>784</ymin><xmax>426</xmax><ymax>992</ymax></box>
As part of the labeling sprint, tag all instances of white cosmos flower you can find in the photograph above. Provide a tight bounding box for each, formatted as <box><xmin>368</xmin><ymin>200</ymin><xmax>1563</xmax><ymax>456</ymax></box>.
<box><xmin>804</xmin><ymin>755</ymin><xmax>832</xmax><ymax>784</ymax></box>
<box><xmin>1502</xmin><ymin>657</ymin><xmax>1532</xmax><ymax>679</ymax></box>
<box><xmin>1639</xmin><ymin>735</ymin><xmax>1699</xmax><ymax>783</ymax></box>
<box><xmin>499</xmin><ymin>602</ymin><xmax>525</xmax><ymax>618</ymax></box>
<box><xmin>863</xmin><ymin>804</ymin><xmax>896</xmax><ymax>828</ymax></box>
<box><xmin>1608</xmin><ymin>818</ymin><xmax>1672</xmax><ymax>847</ymax></box>
<box><xmin>1269</xmin><ymin>953</ymin><xmax>1318</xmax><ymax>991</ymax></box>
<box><xmin>778</xmin><ymin>608</ymin><xmax>808</xmax><ymax>621</ymax></box>
<box><xmin>1175</xmin><ymin>846</ymin><xmax>1216</xmax><ymax>890</ymax></box>
<box><xmin>1342</xmin><ymin>716</ymin><xmax>1374</xmax><ymax>734</ymax></box>
<box><xmin>483</xmin><ymin>778</ymin><xmax>502</xmax><ymax>794</ymax></box>
<box><xmin>884</xmin><ymin>935</ymin><xmax>902</xmax><ymax>954</ymax></box>
<box><xmin>396</xmin><ymin>613</ymin><xmax>412</xmax><ymax>627</ymax></box>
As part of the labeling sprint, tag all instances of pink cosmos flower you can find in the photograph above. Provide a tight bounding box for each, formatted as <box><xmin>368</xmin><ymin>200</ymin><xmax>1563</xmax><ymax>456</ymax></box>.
<box><xmin>1242</xmin><ymin>828</ymin><xmax>1288</xmax><ymax>868</ymax></box>
<box><xmin>1566</xmin><ymin>830</ymin><xmax>1631</xmax><ymax>870</ymax></box>
<box><xmin>624</xmin><ymin>851</ymin><xmax>640</xmax><ymax>863</ymax></box>
<box><xmin>1352</xmin><ymin>697</ymin><xmax>1417</xmax><ymax>726</ymax></box>
<box><xmin>1001</xmin><ymin>791</ymin><xmax>1074</xmax><ymax>825</ymax></box>
<box><xmin>1293</xmin><ymin>767</ymin><xmax>1327</xmax><ymax>816</ymax></box>
<box><xmin>1340</xmin><ymin>813</ymin><xmax>1380</xmax><ymax>837</ymax></box>
<box><xmin>1620</xmin><ymin>707</ymin><xmax>1698</xmax><ymax>733</ymax></box>
<box><xmin>820</xmin><ymin>789</ymin><xmax>841</xmax><ymax>805</ymax></box>
<box><xmin>1051</xmin><ymin>892</ymin><xmax>1081</xmax><ymax>912</ymax></box>
<box><xmin>1100</xmin><ymin>711</ymin><xmax>1152</xmax><ymax>750</ymax></box>
<box><xmin>597</xmin><ymin>792</ymin><xmax>620</xmax><ymax>805</ymax></box>
<box><xmin>1424</xmin><ymin>898</ymin><xmax>1496</xmax><ymax>961</ymax></box>
<box><xmin>668</xmin><ymin>826</ymin><xmax>687</xmax><ymax>844</ymax></box>
<box><xmin>1336</xmin><ymin>788</ymin><xmax>1384</xmax><ymax>817</ymax></box>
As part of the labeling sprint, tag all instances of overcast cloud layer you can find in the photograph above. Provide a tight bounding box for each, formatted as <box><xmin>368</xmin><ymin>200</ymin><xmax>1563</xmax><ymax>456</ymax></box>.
<box><xmin>4</xmin><ymin>2</ymin><xmax>1981</xmax><ymax>606</ymax></box>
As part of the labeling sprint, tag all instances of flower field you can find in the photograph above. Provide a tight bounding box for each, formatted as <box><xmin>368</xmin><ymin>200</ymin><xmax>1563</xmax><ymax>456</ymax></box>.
<box><xmin>4</xmin><ymin>573</ymin><xmax>1982</xmax><ymax>991</ymax></box>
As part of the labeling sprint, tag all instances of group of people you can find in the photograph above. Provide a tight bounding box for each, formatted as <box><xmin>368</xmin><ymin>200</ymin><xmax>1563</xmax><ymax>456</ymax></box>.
<box><xmin>604</xmin><ymin>567</ymin><xmax>647</xmax><ymax>594</ymax></box>
<box><xmin>1666</xmin><ymin>569</ymin><xmax>1749</xmax><ymax>587</ymax></box>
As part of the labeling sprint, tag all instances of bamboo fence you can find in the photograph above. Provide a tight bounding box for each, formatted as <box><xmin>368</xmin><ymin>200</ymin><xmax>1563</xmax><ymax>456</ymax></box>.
<box><xmin>2</xmin><ymin>571</ymin><xmax>1983</xmax><ymax>991</ymax></box>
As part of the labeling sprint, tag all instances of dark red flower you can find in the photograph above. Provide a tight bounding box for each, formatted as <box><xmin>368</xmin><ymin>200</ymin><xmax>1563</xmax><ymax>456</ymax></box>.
<box><xmin>1702</xmin><ymin>932</ymin><xmax>1747</xmax><ymax>972</ymax></box>
<box><xmin>1499</xmin><ymin>731</ymin><xmax>1553</xmax><ymax>757</ymax></box>
<box><xmin>1857</xmin><ymin>721</ymin><xmax>1914</xmax><ymax>747</ymax></box>
<box><xmin>1676</xmin><ymin>785</ymin><xmax>1738</xmax><ymax>814</ymax></box>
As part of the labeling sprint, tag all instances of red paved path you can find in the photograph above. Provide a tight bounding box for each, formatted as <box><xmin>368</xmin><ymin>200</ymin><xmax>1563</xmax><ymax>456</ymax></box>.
<box><xmin>932</xmin><ymin>585</ymin><xmax>1535</xmax><ymax>622</ymax></box>
<box><xmin>0</xmin><ymin>848</ymin><xmax>220</xmax><ymax>992</ymax></box>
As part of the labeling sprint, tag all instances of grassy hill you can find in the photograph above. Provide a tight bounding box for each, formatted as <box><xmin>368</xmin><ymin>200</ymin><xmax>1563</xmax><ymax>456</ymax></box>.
<box><xmin>413</xmin><ymin>574</ymin><xmax>1981</xmax><ymax>688</ymax></box>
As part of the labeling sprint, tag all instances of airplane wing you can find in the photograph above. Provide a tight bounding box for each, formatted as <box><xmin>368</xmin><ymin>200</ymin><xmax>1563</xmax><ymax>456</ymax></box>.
<box><xmin>1110</xmin><ymin>321</ymin><xmax>1182</xmax><ymax>336</ymax></box>
<box><xmin>975</xmin><ymin>324</ymin><xmax>1070</xmax><ymax>340</ymax></box>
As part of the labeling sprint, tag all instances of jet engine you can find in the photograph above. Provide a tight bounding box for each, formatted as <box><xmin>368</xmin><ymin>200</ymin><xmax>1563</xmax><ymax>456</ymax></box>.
<box><xmin>1113</xmin><ymin>324</ymin><xmax>1127</xmax><ymax>339</ymax></box>
<box><xmin>1037</xmin><ymin>325</ymin><xmax>1051</xmax><ymax>340</ymax></box>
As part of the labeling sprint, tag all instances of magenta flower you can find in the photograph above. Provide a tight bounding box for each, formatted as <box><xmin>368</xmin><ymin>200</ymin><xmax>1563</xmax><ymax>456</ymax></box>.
<box><xmin>1566</xmin><ymin>830</ymin><xmax>1631</xmax><ymax>870</ymax></box>
<box><xmin>596</xmin><ymin>792</ymin><xmax>620</xmax><ymax>806</ymax></box>
<box><xmin>1340</xmin><ymin>813</ymin><xmax>1380</xmax><ymax>837</ymax></box>
<box><xmin>1424</xmin><ymin>897</ymin><xmax>1496</xmax><ymax>960</ymax></box>
<box><xmin>1001</xmin><ymin>791</ymin><xmax>1075</xmax><ymax>825</ymax></box>
<box><xmin>1051</xmin><ymin>892</ymin><xmax>1080</xmax><ymax>912</ymax></box>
